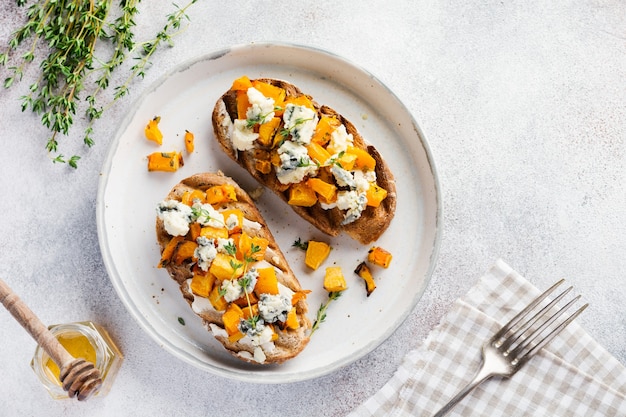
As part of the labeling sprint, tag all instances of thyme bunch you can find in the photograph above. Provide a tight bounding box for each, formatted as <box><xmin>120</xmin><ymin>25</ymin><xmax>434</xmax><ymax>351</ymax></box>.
<box><xmin>0</xmin><ymin>0</ymin><xmax>198</xmax><ymax>168</ymax></box>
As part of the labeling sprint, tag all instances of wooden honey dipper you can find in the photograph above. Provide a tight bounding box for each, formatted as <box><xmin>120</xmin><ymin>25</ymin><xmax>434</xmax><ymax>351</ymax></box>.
<box><xmin>0</xmin><ymin>278</ymin><xmax>102</xmax><ymax>400</ymax></box>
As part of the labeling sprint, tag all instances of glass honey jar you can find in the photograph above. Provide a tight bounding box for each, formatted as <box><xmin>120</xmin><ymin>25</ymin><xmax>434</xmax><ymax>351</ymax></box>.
<box><xmin>30</xmin><ymin>321</ymin><xmax>123</xmax><ymax>400</ymax></box>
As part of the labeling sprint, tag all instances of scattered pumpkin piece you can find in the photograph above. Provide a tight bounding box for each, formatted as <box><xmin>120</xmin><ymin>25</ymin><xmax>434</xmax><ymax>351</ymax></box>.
<box><xmin>324</xmin><ymin>266</ymin><xmax>347</xmax><ymax>292</ymax></box>
<box><xmin>184</xmin><ymin>130</ymin><xmax>194</xmax><ymax>153</ymax></box>
<box><xmin>367</xmin><ymin>246</ymin><xmax>393</xmax><ymax>268</ymax></box>
<box><xmin>145</xmin><ymin>116</ymin><xmax>163</xmax><ymax>145</ymax></box>
<box><xmin>355</xmin><ymin>262</ymin><xmax>377</xmax><ymax>296</ymax></box>
<box><xmin>147</xmin><ymin>151</ymin><xmax>184</xmax><ymax>172</ymax></box>
<box><xmin>304</xmin><ymin>240</ymin><xmax>331</xmax><ymax>270</ymax></box>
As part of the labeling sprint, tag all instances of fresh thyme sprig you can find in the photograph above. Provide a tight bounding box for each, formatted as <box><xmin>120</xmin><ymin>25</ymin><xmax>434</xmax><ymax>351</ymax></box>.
<box><xmin>310</xmin><ymin>291</ymin><xmax>343</xmax><ymax>335</ymax></box>
<box><xmin>0</xmin><ymin>0</ymin><xmax>198</xmax><ymax>168</ymax></box>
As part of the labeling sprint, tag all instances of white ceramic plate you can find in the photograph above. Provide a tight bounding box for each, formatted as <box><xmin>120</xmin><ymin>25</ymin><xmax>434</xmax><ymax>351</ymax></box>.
<box><xmin>97</xmin><ymin>42</ymin><xmax>441</xmax><ymax>383</ymax></box>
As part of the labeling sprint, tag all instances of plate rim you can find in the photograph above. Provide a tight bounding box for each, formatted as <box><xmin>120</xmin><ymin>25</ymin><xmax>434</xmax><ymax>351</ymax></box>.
<box><xmin>96</xmin><ymin>41</ymin><xmax>443</xmax><ymax>383</ymax></box>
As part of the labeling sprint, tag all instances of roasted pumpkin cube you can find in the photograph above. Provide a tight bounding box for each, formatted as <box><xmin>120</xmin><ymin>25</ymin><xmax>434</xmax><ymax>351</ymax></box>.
<box><xmin>347</xmin><ymin>146</ymin><xmax>376</xmax><ymax>170</ymax></box>
<box><xmin>291</xmin><ymin>290</ymin><xmax>311</xmax><ymax>306</ymax></box>
<box><xmin>241</xmin><ymin>303</ymin><xmax>259</xmax><ymax>320</ymax></box>
<box><xmin>285</xmin><ymin>307</ymin><xmax>299</xmax><ymax>329</ymax></box>
<box><xmin>305</xmin><ymin>240</ymin><xmax>331</xmax><ymax>270</ymax></box>
<box><xmin>306</xmin><ymin>178</ymin><xmax>337</xmax><ymax>202</ymax></box>
<box><xmin>232</xmin><ymin>291</ymin><xmax>259</xmax><ymax>308</ymax></box>
<box><xmin>200</xmin><ymin>225</ymin><xmax>229</xmax><ymax>240</ymax></box>
<box><xmin>208</xmin><ymin>284</ymin><xmax>228</xmax><ymax>311</ymax></box>
<box><xmin>237</xmin><ymin>232</ymin><xmax>268</xmax><ymax>261</ymax></box>
<box><xmin>252</xmin><ymin>80</ymin><xmax>286</xmax><ymax>111</ymax></box>
<box><xmin>173</xmin><ymin>240</ymin><xmax>198</xmax><ymax>265</ymax></box>
<box><xmin>236</xmin><ymin>90</ymin><xmax>251</xmax><ymax>120</ymax></box>
<box><xmin>209</xmin><ymin>253</ymin><xmax>244</xmax><ymax>280</ymax></box>
<box><xmin>283</xmin><ymin>94</ymin><xmax>315</xmax><ymax>111</ymax></box>
<box><xmin>231</xmin><ymin>75</ymin><xmax>253</xmax><ymax>91</ymax></box>
<box><xmin>184</xmin><ymin>130</ymin><xmax>195</xmax><ymax>153</ymax></box>
<box><xmin>254</xmin><ymin>267</ymin><xmax>279</xmax><ymax>296</ymax></box>
<box><xmin>311</xmin><ymin>116</ymin><xmax>341</xmax><ymax>146</ymax></box>
<box><xmin>222</xmin><ymin>303</ymin><xmax>244</xmax><ymax>335</ymax></box>
<box><xmin>306</xmin><ymin>142</ymin><xmax>331</xmax><ymax>165</ymax></box>
<box><xmin>158</xmin><ymin>236</ymin><xmax>184</xmax><ymax>268</ymax></box>
<box><xmin>258</xmin><ymin>117</ymin><xmax>281</xmax><ymax>147</ymax></box>
<box><xmin>255</xmin><ymin>159</ymin><xmax>272</xmax><ymax>175</ymax></box>
<box><xmin>324</xmin><ymin>266</ymin><xmax>347</xmax><ymax>292</ymax></box>
<box><xmin>144</xmin><ymin>116</ymin><xmax>163</xmax><ymax>145</ymax></box>
<box><xmin>189</xmin><ymin>222</ymin><xmax>201</xmax><ymax>241</ymax></box>
<box><xmin>220</xmin><ymin>208</ymin><xmax>244</xmax><ymax>235</ymax></box>
<box><xmin>182</xmin><ymin>189</ymin><xmax>206</xmax><ymax>206</ymax></box>
<box><xmin>367</xmin><ymin>246</ymin><xmax>393</xmax><ymax>268</ymax></box>
<box><xmin>147</xmin><ymin>151</ymin><xmax>184</xmax><ymax>172</ymax></box>
<box><xmin>190</xmin><ymin>271</ymin><xmax>216</xmax><ymax>298</ymax></box>
<box><xmin>335</xmin><ymin>152</ymin><xmax>358</xmax><ymax>171</ymax></box>
<box><xmin>288</xmin><ymin>182</ymin><xmax>317</xmax><ymax>207</ymax></box>
<box><xmin>205</xmin><ymin>184</ymin><xmax>237</xmax><ymax>204</ymax></box>
<box><xmin>366</xmin><ymin>183</ymin><xmax>388</xmax><ymax>207</ymax></box>
<box><xmin>355</xmin><ymin>262</ymin><xmax>376</xmax><ymax>296</ymax></box>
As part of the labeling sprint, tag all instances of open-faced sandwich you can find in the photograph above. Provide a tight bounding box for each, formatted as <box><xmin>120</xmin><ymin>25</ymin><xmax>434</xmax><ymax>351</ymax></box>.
<box><xmin>155</xmin><ymin>172</ymin><xmax>311</xmax><ymax>364</ymax></box>
<box><xmin>212</xmin><ymin>76</ymin><xmax>397</xmax><ymax>244</ymax></box>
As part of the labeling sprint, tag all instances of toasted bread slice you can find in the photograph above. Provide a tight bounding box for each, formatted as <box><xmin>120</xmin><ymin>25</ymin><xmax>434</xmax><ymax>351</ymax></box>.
<box><xmin>212</xmin><ymin>77</ymin><xmax>396</xmax><ymax>244</ymax></box>
<box><xmin>156</xmin><ymin>172</ymin><xmax>311</xmax><ymax>364</ymax></box>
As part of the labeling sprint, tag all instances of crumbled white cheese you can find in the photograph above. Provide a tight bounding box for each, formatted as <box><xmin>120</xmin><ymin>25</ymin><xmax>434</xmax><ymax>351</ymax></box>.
<box><xmin>220</xmin><ymin>268</ymin><xmax>258</xmax><ymax>302</ymax></box>
<box><xmin>276</xmin><ymin>140</ymin><xmax>317</xmax><ymax>184</ymax></box>
<box><xmin>192</xmin><ymin>202</ymin><xmax>224</xmax><ymax>228</ymax></box>
<box><xmin>156</xmin><ymin>200</ymin><xmax>193</xmax><ymax>236</ymax></box>
<box><xmin>326</xmin><ymin>124</ymin><xmax>353</xmax><ymax>155</ymax></box>
<box><xmin>336</xmin><ymin>190</ymin><xmax>368</xmax><ymax>224</ymax></box>
<box><xmin>194</xmin><ymin>236</ymin><xmax>217</xmax><ymax>271</ymax></box>
<box><xmin>216</xmin><ymin>237</ymin><xmax>235</xmax><ymax>255</ymax></box>
<box><xmin>242</xmin><ymin>218</ymin><xmax>262</xmax><ymax>233</ymax></box>
<box><xmin>220</xmin><ymin>279</ymin><xmax>243</xmax><ymax>302</ymax></box>
<box><xmin>331</xmin><ymin>165</ymin><xmax>356</xmax><ymax>189</ymax></box>
<box><xmin>232</xmin><ymin>119</ymin><xmax>258</xmax><ymax>151</ymax></box>
<box><xmin>353</xmin><ymin>169</ymin><xmax>376</xmax><ymax>190</ymax></box>
<box><xmin>258</xmin><ymin>293</ymin><xmax>291</xmax><ymax>323</ymax></box>
<box><xmin>246</xmin><ymin>87</ymin><xmax>275</xmax><ymax>125</ymax></box>
<box><xmin>225</xmin><ymin>213</ymin><xmax>239</xmax><ymax>232</ymax></box>
<box><xmin>282</xmin><ymin>104</ymin><xmax>318</xmax><ymax>145</ymax></box>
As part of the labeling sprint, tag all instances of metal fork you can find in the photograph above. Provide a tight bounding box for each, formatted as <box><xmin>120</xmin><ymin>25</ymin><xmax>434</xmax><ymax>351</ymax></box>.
<box><xmin>433</xmin><ymin>279</ymin><xmax>588</xmax><ymax>417</ymax></box>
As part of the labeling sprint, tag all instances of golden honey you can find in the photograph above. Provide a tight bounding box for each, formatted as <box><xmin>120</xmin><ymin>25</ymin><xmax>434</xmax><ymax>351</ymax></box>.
<box><xmin>31</xmin><ymin>321</ymin><xmax>123</xmax><ymax>400</ymax></box>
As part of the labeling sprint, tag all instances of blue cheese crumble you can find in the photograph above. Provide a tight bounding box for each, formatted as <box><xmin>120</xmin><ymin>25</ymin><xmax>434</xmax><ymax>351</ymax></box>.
<box><xmin>257</xmin><ymin>293</ymin><xmax>291</xmax><ymax>323</ymax></box>
<box><xmin>157</xmin><ymin>200</ymin><xmax>193</xmax><ymax>236</ymax></box>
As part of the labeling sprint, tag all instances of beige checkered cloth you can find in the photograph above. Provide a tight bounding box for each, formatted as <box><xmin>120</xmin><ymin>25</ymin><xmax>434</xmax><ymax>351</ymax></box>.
<box><xmin>348</xmin><ymin>259</ymin><xmax>626</xmax><ymax>416</ymax></box>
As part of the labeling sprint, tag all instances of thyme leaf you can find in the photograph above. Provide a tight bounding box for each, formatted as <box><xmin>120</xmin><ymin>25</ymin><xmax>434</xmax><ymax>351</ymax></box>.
<box><xmin>310</xmin><ymin>291</ymin><xmax>343</xmax><ymax>336</ymax></box>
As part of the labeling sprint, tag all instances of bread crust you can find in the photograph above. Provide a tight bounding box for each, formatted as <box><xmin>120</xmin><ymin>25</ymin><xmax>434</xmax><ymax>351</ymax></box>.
<box><xmin>212</xmin><ymin>78</ymin><xmax>396</xmax><ymax>244</ymax></box>
<box><xmin>156</xmin><ymin>172</ymin><xmax>311</xmax><ymax>364</ymax></box>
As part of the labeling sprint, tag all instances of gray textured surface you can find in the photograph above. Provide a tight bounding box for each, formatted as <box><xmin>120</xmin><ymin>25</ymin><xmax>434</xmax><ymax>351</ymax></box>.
<box><xmin>0</xmin><ymin>1</ymin><xmax>624</xmax><ymax>416</ymax></box>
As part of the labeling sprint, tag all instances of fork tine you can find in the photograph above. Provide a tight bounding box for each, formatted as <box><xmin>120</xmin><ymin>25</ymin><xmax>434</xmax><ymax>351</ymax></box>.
<box><xmin>499</xmin><ymin>286</ymin><xmax>573</xmax><ymax>352</ymax></box>
<box><xmin>492</xmin><ymin>278</ymin><xmax>564</xmax><ymax>345</ymax></box>
<box><xmin>514</xmin><ymin>302</ymin><xmax>588</xmax><ymax>366</ymax></box>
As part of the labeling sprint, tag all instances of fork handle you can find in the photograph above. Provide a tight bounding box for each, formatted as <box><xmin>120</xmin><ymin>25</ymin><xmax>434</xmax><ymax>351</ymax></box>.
<box><xmin>432</xmin><ymin>363</ymin><xmax>494</xmax><ymax>417</ymax></box>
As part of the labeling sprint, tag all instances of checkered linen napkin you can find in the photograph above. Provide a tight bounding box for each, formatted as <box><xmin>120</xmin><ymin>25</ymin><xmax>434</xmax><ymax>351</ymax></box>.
<box><xmin>348</xmin><ymin>259</ymin><xmax>626</xmax><ymax>417</ymax></box>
